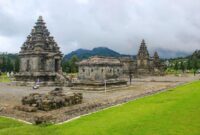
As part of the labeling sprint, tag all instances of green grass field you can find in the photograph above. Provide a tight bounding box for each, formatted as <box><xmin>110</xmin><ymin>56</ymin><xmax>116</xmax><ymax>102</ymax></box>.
<box><xmin>0</xmin><ymin>73</ymin><xmax>10</xmax><ymax>82</ymax></box>
<box><xmin>0</xmin><ymin>81</ymin><xmax>200</xmax><ymax>135</ymax></box>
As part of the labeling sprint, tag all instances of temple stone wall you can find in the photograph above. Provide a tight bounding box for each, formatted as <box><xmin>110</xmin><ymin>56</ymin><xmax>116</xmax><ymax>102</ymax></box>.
<box><xmin>77</xmin><ymin>56</ymin><xmax>124</xmax><ymax>81</ymax></box>
<box><xmin>119</xmin><ymin>57</ymin><xmax>135</xmax><ymax>76</ymax></box>
<box><xmin>46</xmin><ymin>59</ymin><xmax>54</xmax><ymax>72</ymax></box>
<box><xmin>32</xmin><ymin>57</ymin><xmax>39</xmax><ymax>71</ymax></box>
<box><xmin>78</xmin><ymin>65</ymin><xmax>123</xmax><ymax>81</ymax></box>
<box><xmin>20</xmin><ymin>57</ymin><xmax>40</xmax><ymax>72</ymax></box>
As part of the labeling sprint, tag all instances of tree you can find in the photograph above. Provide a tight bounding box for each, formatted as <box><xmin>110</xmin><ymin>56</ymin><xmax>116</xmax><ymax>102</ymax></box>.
<box><xmin>62</xmin><ymin>60</ymin><xmax>71</xmax><ymax>73</ymax></box>
<box><xmin>62</xmin><ymin>55</ymin><xmax>79</xmax><ymax>73</ymax></box>
<box><xmin>70</xmin><ymin>55</ymin><xmax>79</xmax><ymax>73</ymax></box>
<box><xmin>174</xmin><ymin>61</ymin><xmax>179</xmax><ymax>71</ymax></box>
<box><xmin>0</xmin><ymin>53</ymin><xmax>19</xmax><ymax>72</ymax></box>
<box><xmin>193</xmin><ymin>59</ymin><xmax>199</xmax><ymax>70</ymax></box>
<box><xmin>1</xmin><ymin>55</ymin><xmax>6</xmax><ymax>72</ymax></box>
<box><xmin>187</xmin><ymin>59</ymin><xmax>192</xmax><ymax>70</ymax></box>
<box><xmin>193</xmin><ymin>59</ymin><xmax>199</xmax><ymax>76</ymax></box>
<box><xmin>6</xmin><ymin>58</ymin><xmax>14</xmax><ymax>72</ymax></box>
<box><xmin>14</xmin><ymin>57</ymin><xmax>20</xmax><ymax>72</ymax></box>
<box><xmin>180</xmin><ymin>61</ymin><xmax>185</xmax><ymax>73</ymax></box>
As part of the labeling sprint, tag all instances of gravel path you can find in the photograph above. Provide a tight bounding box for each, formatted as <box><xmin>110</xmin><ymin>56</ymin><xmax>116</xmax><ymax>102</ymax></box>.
<box><xmin>0</xmin><ymin>74</ymin><xmax>199</xmax><ymax>123</ymax></box>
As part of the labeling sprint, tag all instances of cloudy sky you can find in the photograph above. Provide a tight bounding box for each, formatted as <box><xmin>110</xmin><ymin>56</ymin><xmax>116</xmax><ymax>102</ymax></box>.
<box><xmin>0</xmin><ymin>0</ymin><xmax>200</xmax><ymax>55</ymax></box>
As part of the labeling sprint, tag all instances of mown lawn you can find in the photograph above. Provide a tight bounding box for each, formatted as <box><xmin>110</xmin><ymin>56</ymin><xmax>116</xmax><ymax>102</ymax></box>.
<box><xmin>0</xmin><ymin>81</ymin><xmax>200</xmax><ymax>135</ymax></box>
<box><xmin>0</xmin><ymin>74</ymin><xmax>10</xmax><ymax>82</ymax></box>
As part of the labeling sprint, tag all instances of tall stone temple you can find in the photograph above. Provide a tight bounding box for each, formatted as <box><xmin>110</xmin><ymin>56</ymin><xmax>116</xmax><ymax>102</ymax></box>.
<box><xmin>136</xmin><ymin>39</ymin><xmax>150</xmax><ymax>71</ymax></box>
<box><xmin>135</xmin><ymin>39</ymin><xmax>164</xmax><ymax>75</ymax></box>
<box><xmin>15</xmin><ymin>16</ymin><xmax>64</xmax><ymax>86</ymax></box>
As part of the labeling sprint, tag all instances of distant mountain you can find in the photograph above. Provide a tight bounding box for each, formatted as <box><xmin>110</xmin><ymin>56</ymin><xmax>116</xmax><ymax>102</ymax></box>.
<box><xmin>64</xmin><ymin>47</ymin><xmax>122</xmax><ymax>61</ymax></box>
<box><xmin>153</xmin><ymin>48</ymin><xmax>191</xmax><ymax>59</ymax></box>
<box><xmin>64</xmin><ymin>46</ymin><xmax>194</xmax><ymax>61</ymax></box>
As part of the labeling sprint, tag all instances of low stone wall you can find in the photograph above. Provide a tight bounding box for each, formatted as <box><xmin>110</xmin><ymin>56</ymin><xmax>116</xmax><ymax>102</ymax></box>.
<box><xmin>71</xmin><ymin>85</ymin><xmax>127</xmax><ymax>91</ymax></box>
<box><xmin>13</xmin><ymin>81</ymin><xmax>64</xmax><ymax>87</ymax></box>
<box><xmin>71</xmin><ymin>79</ymin><xmax>128</xmax><ymax>91</ymax></box>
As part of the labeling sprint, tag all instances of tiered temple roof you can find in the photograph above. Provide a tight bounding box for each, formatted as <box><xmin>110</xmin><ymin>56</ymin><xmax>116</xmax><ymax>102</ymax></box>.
<box><xmin>153</xmin><ymin>51</ymin><xmax>159</xmax><ymax>60</ymax></box>
<box><xmin>137</xmin><ymin>39</ymin><xmax>149</xmax><ymax>59</ymax></box>
<box><xmin>20</xmin><ymin>16</ymin><xmax>61</xmax><ymax>55</ymax></box>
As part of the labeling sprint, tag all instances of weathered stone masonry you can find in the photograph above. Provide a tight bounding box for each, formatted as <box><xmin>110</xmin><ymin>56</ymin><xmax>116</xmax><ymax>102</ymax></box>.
<box><xmin>77</xmin><ymin>56</ymin><xmax>123</xmax><ymax>81</ymax></box>
<box><xmin>15</xmin><ymin>16</ymin><xmax>63</xmax><ymax>86</ymax></box>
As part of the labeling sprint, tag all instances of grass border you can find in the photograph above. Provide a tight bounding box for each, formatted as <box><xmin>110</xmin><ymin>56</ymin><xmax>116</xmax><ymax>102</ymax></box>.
<box><xmin>0</xmin><ymin>81</ymin><xmax>196</xmax><ymax>125</ymax></box>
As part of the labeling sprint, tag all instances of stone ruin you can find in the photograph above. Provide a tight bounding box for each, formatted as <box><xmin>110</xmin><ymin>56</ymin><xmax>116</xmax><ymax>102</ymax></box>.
<box><xmin>15</xmin><ymin>88</ymin><xmax>83</xmax><ymax>112</ymax></box>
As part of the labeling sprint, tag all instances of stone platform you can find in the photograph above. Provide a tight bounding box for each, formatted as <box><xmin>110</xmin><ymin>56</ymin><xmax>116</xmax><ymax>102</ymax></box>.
<box><xmin>13</xmin><ymin>81</ymin><xmax>63</xmax><ymax>87</ymax></box>
<box><xmin>71</xmin><ymin>79</ymin><xmax>128</xmax><ymax>91</ymax></box>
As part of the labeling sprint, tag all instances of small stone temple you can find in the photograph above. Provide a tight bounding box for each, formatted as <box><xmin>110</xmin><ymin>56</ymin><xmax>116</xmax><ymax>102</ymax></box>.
<box><xmin>135</xmin><ymin>39</ymin><xmax>164</xmax><ymax>75</ymax></box>
<box><xmin>136</xmin><ymin>39</ymin><xmax>151</xmax><ymax>74</ymax></box>
<box><xmin>78</xmin><ymin>56</ymin><xmax>123</xmax><ymax>80</ymax></box>
<box><xmin>15</xmin><ymin>16</ymin><xmax>64</xmax><ymax>86</ymax></box>
<box><xmin>74</xmin><ymin>56</ymin><xmax>127</xmax><ymax>89</ymax></box>
<box><xmin>119</xmin><ymin>40</ymin><xmax>164</xmax><ymax>76</ymax></box>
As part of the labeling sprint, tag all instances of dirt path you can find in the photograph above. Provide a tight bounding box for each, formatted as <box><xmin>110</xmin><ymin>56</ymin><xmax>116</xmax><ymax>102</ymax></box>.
<box><xmin>0</xmin><ymin>74</ymin><xmax>199</xmax><ymax>123</ymax></box>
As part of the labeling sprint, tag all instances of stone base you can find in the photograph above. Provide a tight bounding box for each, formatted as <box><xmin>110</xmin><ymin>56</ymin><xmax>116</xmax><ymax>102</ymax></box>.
<box><xmin>71</xmin><ymin>85</ymin><xmax>127</xmax><ymax>91</ymax></box>
<box><xmin>15</xmin><ymin>72</ymin><xmax>57</xmax><ymax>82</ymax></box>
<box><xmin>135</xmin><ymin>68</ymin><xmax>164</xmax><ymax>77</ymax></box>
<box><xmin>12</xmin><ymin>81</ymin><xmax>64</xmax><ymax>87</ymax></box>
<box><xmin>14</xmin><ymin>72</ymin><xmax>68</xmax><ymax>87</ymax></box>
<box><xmin>71</xmin><ymin>79</ymin><xmax>128</xmax><ymax>91</ymax></box>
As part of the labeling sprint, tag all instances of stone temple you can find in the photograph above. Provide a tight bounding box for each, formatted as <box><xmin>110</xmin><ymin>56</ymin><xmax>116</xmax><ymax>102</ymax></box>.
<box><xmin>103</xmin><ymin>40</ymin><xmax>164</xmax><ymax>77</ymax></box>
<box><xmin>136</xmin><ymin>39</ymin><xmax>151</xmax><ymax>75</ymax></box>
<box><xmin>15</xmin><ymin>16</ymin><xmax>64</xmax><ymax>86</ymax></box>
<box><xmin>74</xmin><ymin>56</ymin><xmax>127</xmax><ymax>89</ymax></box>
<box><xmin>75</xmin><ymin>40</ymin><xmax>164</xmax><ymax>88</ymax></box>
<box><xmin>135</xmin><ymin>39</ymin><xmax>164</xmax><ymax>76</ymax></box>
<box><xmin>78</xmin><ymin>56</ymin><xmax>123</xmax><ymax>81</ymax></box>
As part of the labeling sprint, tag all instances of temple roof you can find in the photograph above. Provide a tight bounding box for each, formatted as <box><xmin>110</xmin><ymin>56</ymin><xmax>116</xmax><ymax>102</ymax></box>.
<box><xmin>78</xmin><ymin>56</ymin><xmax>122</xmax><ymax>66</ymax></box>
<box><xmin>20</xmin><ymin>16</ymin><xmax>62</xmax><ymax>55</ymax></box>
<box><xmin>137</xmin><ymin>39</ymin><xmax>149</xmax><ymax>59</ymax></box>
<box><xmin>154</xmin><ymin>51</ymin><xmax>159</xmax><ymax>59</ymax></box>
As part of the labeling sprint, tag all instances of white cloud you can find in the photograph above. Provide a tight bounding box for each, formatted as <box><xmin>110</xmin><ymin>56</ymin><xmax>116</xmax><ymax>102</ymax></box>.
<box><xmin>0</xmin><ymin>0</ymin><xmax>199</xmax><ymax>55</ymax></box>
<box><xmin>0</xmin><ymin>36</ymin><xmax>21</xmax><ymax>53</ymax></box>
<box><xmin>76</xmin><ymin>0</ymin><xmax>90</xmax><ymax>5</ymax></box>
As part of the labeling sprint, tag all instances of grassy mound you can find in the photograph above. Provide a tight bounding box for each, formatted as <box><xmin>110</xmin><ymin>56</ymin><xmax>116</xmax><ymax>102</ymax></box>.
<box><xmin>1</xmin><ymin>81</ymin><xmax>200</xmax><ymax>135</ymax></box>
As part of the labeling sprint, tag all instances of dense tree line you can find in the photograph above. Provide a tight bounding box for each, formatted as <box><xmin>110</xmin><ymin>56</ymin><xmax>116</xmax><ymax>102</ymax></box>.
<box><xmin>171</xmin><ymin>59</ymin><xmax>199</xmax><ymax>72</ymax></box>
<box><xmin>0</xmin><ymin>53</ymin><xmax>20</xmax><ymax>73</ymax></box>
<box><xmin>62</xmin><ymin>55</ymin><xmax>79</xmax><ymax>73</ymax></box>
<box><xmin>167</xmin><ymin>50</ymin><xmax>200</xmax><ymax>73</ymax></box>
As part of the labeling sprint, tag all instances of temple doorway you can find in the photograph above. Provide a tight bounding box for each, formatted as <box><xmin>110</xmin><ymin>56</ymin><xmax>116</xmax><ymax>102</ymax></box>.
<box><xmin>55</xmin><ymin>59</ymin><xmax>59</xmax><ymax>72</ymax></box>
